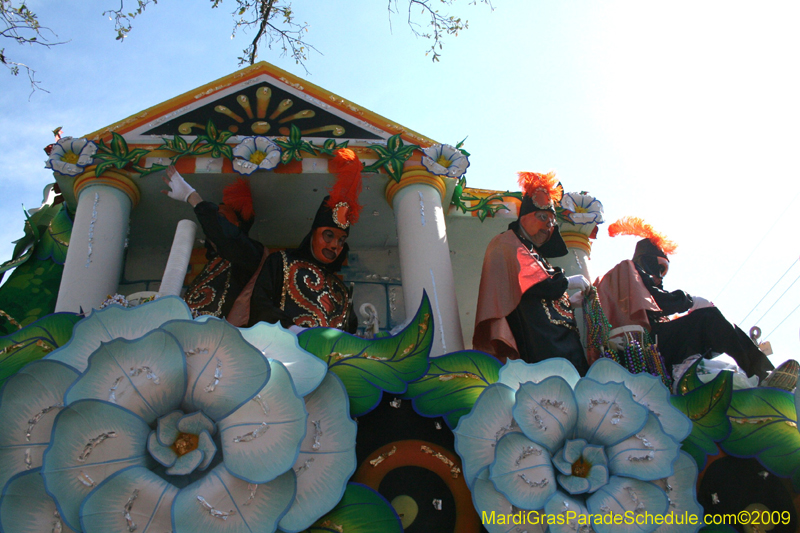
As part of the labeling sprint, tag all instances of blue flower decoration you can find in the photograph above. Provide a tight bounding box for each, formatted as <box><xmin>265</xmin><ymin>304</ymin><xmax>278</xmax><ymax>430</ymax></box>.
<box><xmin>455</xmin><ymin>358</ymin><xmax>699</xmax><ymax>533</ymax></box>
<box><xmin>0</xmin><ymin>296</ymin><xmax>356</xmax><ymax>533</ymax></box>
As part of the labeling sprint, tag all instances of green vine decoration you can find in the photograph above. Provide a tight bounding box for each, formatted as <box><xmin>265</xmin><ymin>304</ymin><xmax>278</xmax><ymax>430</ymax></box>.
<box><xmin>93</xmin><ymin>132</ymin><xmax>150</xmax><ymax>177</ymax></box>
<box><xmin>317</xmin><ymin>138</ymin><xmax>350</xmax><ymax>156</ymax></box>
<box><xmin>275</xmin><ymin>123</ymin><xmax>318</xmax><ymax>163</ymax></box>
<box><xmin>195</xmin><ymin>119</ymin><xmax>235</xmax><ymax>160</ymax></box>
<box><xmin>450</xmin><ymin>177</ymin><xmax>522</xmax><ymax>221</ymax></box>
<box><xmin>363</xmin><ymin>133</ymin><xmax>420</xmax><ymax>183</ymax></box>
<box><xmin>149</xmin><ymin>119</ymin><xmax>238</xmax><ymax>176</ymax></box>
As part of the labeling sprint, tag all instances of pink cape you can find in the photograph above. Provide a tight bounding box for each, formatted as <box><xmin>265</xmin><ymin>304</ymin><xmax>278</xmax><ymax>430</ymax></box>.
<box><xmin>473</xmin><ymin>230</ymin><xmax>549</xmax><ymax>362</ymax></box>
<box><xmin>595</xmin><ymin>259</ymin><xmax>660</xmax><ymax>331</ymax></box>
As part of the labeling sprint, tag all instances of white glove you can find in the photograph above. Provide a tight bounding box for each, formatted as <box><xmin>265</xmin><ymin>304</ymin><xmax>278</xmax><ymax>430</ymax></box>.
<box><xmin>567</xmin><ymin>275</ymin><xmax>591</xmax><ymax>293</ymax></box>
<box><xmin>690</xmin><ymin>296</ymin><xmax>713</xmax><ymax>310</ymax></box>
<box><xmin>163</xmin><ymin>166</ymin><xmax>195</xmax><ymax>202</ymax></box>
<box><xmin>569</xmin><ymin>290</ymin><xmax>584</xmax><ymax>307</ymax></box>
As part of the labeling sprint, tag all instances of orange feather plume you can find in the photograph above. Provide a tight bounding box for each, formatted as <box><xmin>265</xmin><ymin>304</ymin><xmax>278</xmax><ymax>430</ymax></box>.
<box><xmin>327</xmin><ymin>148</ymin><xmax>363</xmax><ymax>225</ymax></box>
<box><xmin>517</xmin><ymin>171</ymin><xmax>563</xmax><ymax>204</ymax></box>
<box><xmin>608</xmin><ymin>216</ymin><xmax>677</xmax><ymax>255</ymax></box>
<box><xmin>219</xmin><ymin>178</ymin><xmax>254</xmax><ymax>226</ymax></box>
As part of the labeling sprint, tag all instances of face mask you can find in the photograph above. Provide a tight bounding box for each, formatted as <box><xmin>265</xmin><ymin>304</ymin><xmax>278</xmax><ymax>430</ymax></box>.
<box><xmin>311</xmin><ymin>227</ymin><xmax>347</xmax><ymax>264</ymax></box>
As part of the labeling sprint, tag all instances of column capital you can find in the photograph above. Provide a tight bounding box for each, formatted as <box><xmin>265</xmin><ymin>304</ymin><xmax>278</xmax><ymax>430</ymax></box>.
<box><xmin>73</xmin><ymin>167</ymin><xmax>141</xmax><ymax>207</ymax></box>
<box><xmin>560</xmin><ymin>231</ymin><xmax>592</xmax><ymax>255</ymax></box>
<box><xmin>385</xmin><ymin>165</ymin><xmax>447</xmax><ymax>207</ymax></box>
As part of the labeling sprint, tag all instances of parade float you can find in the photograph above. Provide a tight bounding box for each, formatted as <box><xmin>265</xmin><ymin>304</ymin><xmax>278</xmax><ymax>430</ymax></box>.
<box><xmin>0</xmin><ymin>61</ymin><xmax>797</xmax><ymax>532</ymax></box>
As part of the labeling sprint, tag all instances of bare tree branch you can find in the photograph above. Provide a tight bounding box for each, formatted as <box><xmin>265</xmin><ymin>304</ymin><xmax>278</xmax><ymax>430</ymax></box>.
<box><xmin>2</xmin><ymin>0</ymin><xmax>492</xmax><ymax>94</ymax></box>
<box><xmin>102</xmin><ymin>0</ymin><xmax>159</xmax><ymax>41</ymax></box>
<box><xmin>0</xmin><ymin>49</ymin><xmax>48</xmax><ymax>98</ymax></box>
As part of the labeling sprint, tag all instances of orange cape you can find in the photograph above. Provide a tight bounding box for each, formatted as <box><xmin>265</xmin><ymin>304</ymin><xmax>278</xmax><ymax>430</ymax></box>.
<box><xmin>595</xmin><ymin>259</ymin><xmax>660</xmax><ymax>331</ymax></box>
<box><xmin>473</xmin><ymin>230</ymin><xmax>549</xmax><ymax>362</ymax></box>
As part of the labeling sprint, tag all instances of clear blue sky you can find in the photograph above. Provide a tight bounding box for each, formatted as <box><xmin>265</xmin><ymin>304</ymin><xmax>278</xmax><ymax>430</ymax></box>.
<box><xmin>2</xmin><ymin>1</ymin><xmax>799</xmax><ymax>364</ymax></box>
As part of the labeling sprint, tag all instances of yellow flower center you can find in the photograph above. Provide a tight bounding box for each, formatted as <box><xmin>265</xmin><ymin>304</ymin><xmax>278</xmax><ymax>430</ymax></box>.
<box><xmin>172</xmin><ymin>432</ymin><xmax>199</xmax><ymax>457</ymax></box>
<box><xmin>249</xmin><ymin>151</ymin><xmax>267</xmax><ymax>165</ymax></box>
<box><xmin>571</xmin><ymin>456</ymin><xmax>591</xmax><ymax>478</ymax></box>
<box><xmin>62</xmin><ymin>151</ymin><xmax>80</xmax><ymax>165</ymax></box>
<box><xmin>436</xmin><ymin>154</ymin><xmax>453</xmax><ymax>168</ymax></box>
<box><xmin>574</xmin><ymin>206</ymin><xmax>588</xmax><ymax>213</ymax></box>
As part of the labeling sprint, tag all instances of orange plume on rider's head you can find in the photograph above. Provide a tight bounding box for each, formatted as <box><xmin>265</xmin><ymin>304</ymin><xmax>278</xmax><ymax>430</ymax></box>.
<box><xmin>608</xmin><ymin>216</ymin><xmax>677</xmax><ymax>257</ymax></box>
<box><xmin>326</xmin><ymin>148</ymin><xmax>363</xmax><ymax>228</ymax></box>
<box><xmin>517</xmin><ymin>171</ymin><xmax>563</xmax><ymax>216</ymax></box>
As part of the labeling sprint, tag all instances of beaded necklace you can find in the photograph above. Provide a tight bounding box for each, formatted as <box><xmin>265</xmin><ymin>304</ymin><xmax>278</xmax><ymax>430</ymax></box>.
<box><xmin>582</xmin><ymin>286</ymin><xmax>671</xmax><ymax>387</ymax></box>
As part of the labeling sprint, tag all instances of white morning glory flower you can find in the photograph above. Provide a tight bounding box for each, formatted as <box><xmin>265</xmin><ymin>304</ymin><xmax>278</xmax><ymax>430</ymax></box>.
<box><xmin>455</xmin><ymin>358</ymin><xmax>699</xmax><ymax>533</ymax></box>
<box><xmin>45</xmin><ymin>136</ymin><xmax>98</xmax><ymax>176</ymax></box>
<box><xmin>232</xmin><ymin>136</ymin><xmax>282</xmax><ymax>175</ymax></box>
<box><xmin>421</xmin><ymin>143</ymin><xmax>470</xmax><ymax>178</ymax></box>
<box><xmin>0</xmin><ymin>296</ymin><xmax>354</xmax><ymax>533</ymax></box>
<box><xmin>560</xmin><ymin>192</ymin><xmax>605</xmax><ymax>225</ymax></box>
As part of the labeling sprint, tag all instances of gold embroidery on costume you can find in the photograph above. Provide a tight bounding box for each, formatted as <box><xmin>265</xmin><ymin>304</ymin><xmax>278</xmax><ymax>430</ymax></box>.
<box><xmin>541</xmin><ymin>293</ymin><xmax>579</xmax><ymax>333</ymax></box>
<box><xmin>279</xmin><ymin>251</ymin><xmax>349</xmax><ymax>328</ymax></box>
<box><xmin>184</xmin><ymin>257</ymin><xmax>232</xmax><ymax>318</ymax></box>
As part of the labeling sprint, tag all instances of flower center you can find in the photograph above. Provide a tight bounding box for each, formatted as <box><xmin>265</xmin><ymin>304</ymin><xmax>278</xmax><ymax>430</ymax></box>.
<box><xmin>62</xmin><ymin>151</ymin><xmax>80</xmax><ymax>164</ymax></box>
<box><xmin>575</xmin><ymin>206</ymin><xmax>588</xmax><ymax>213</ymax></box>
<box><xmin>436</xmin><ymin>154</ymin><xmax>453</xmax><ymax>168</ymax></box>
<box><xmin>172</xmin><ymin>432</ymin><xmax>199</xmax><ymax>456</ymax></box>
<box><xmin>249</xmin><ymin>150</ymin><xmax>267</xmax><ymax>165</ymax></box>
<box><xmin>571</xmin><ymin>456</ymin><xmax>591</xmax><ymax>478</ymax></box>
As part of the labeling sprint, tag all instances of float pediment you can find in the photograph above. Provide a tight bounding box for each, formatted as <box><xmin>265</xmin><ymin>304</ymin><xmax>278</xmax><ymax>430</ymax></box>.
<box><xmin>86</xmin><ymin>61</ymin><xmax>435</xmax><ymax>148</ymax></box>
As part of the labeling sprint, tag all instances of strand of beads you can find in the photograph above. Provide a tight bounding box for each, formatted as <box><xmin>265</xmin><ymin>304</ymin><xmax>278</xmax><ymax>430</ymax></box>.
<box><xmin>583</xmin><ymin>287</ymin><xmax>619</xmax><ymax>363</ymax></box>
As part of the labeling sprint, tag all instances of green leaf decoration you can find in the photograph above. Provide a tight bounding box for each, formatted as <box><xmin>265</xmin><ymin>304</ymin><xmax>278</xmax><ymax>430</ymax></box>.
<box><xmin>318</xmin><ymin>138</ymin><xmax>350</xmax><ymax>156</ymax></box>
<box><xmin>449</xmin><ymin>177</ymin><xmax>522</xmax><ymax>222</ymax></box>
<box><xmin>34</xmin><ymin>203</ymin><xmax>71</xmax><ymax>264</ymax></box>
<box><xmin>0</xmin><ymin>312</ymin><xmax>81</xmax><ymax>386</ymax></box>
<box><xmin>362</xmin><ymin>134</ymin><xmax>420</xmax><ymax>183</ymax></box>
<box><xmin>94</xmin><ymin>132</ymin><xmax>149</xmax><ymax>175</ymax></box>
<box><xmin>297</xmin><ymin>293</ymin><xmax>433</xmax><ymax>417</ymax></box>
<box><xmin>403</xmin><ymin>350</ymin><xmax>501</xmax><ymax>429</ymax></box>
<box><xmin>0</xmin><ymin>207</ymin><xmax>44</xmax><ymax>276</ymax></box>
<box><xmin>275</xmin><ymin>124</ymin><xmax>318</xmax><ymax>163</ymax></box>
<box><xmin>293</xmin><ymin>483</ymin><xmax>402</xmax><ymax>533</ymax></box>
<box><xmin>721</xmin><ymin>386</ymin><xmax>800</xmax><ymax>490</ymax></box>
<box><xmin>669</xmin><ymin>370</ymin><xmax>732</xmax><ymax>470</ymax></box>
<box><xmin>675</xmin><ymin>357</ymin><xmax>705</xmax><ymax>395</ymax></box>
<box><xmin>194</xmin><ymin>119</ymin><xmax>235</xmax><ymax>161</ymax></box>
<box><xmin>0</xmin><ymin>201</ymin><xmax>71</xmax><ymax>275</ymax></box>
<box><xmin>133</xmin><ymin>162</ymin><xmax>168</xmax><ymax>177</ymax></box>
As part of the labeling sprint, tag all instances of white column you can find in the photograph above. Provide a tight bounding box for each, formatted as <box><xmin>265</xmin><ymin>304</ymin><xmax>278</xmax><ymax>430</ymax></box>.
<box><xmin>388</xmin><ymin>168</ymin><xmax>464</xmax><ymax>356</ymax></box>
<box><xmin>55</xmin><ymin>175</ymin><xmax>138</xmax><ymax>313</ymax></box>
<box><xmin>159</xmin><ymin>219</ymin><xmax>198</xmax><ymax>296</ymax></box>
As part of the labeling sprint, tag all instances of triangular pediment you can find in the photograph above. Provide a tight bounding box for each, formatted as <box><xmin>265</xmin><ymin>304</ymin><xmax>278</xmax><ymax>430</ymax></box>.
<box><xmin>87</xmin><ymin>62</ymin><xmax>435</xmax><ymax>147</ymax></box>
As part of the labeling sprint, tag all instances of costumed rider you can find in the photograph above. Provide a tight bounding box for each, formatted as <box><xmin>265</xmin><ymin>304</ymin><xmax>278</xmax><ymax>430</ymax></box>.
<box><xmin>473</xmin><ymin>171</ymin><xmax>591</xmax><ymax>374</ymax></box>
<box><xmin>163</xmin><ymin>169</ymin><xmax>265</xmax><ymax>326</ymax></box>
<box><xmin>248</xmin><ymin>148</ymin><xmax>361</xmax><ymax>333</ymax></box>
<box><xmin>162</xmin><ymin>148</ymin><xmax>360</xmax><ymax>333</ymax></box>
<box><xmin>596</xmin><ymin>216</ymin><xmax>774</xmax><ymax>380</ymax></box>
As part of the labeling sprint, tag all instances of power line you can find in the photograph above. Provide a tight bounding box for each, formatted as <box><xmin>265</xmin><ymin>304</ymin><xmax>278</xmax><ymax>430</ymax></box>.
<box><xmin>752</xmin><ymin>268</ymin><xmax>800</xmax><ymax>327</ymax></box>
<box><xmin>764</xmin><ymin>298</ymin><xmax>800</xmax><ymax>340</ymax></box>
<box><xmin>714</xmin><ymin>187</ymin><xmax>800</xmax><ymax>301</ymax></box>
<box><xmin>739</xmin><ymin>257</ymin><xmax>798</xmax><ymax>324</ymax></box>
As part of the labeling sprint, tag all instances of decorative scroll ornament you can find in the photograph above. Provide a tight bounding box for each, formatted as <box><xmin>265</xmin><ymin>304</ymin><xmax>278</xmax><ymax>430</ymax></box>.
<box><xmin>45</xmin><ymin>137</ymin><xmax>97</xmax><ymax>176</ymax></box>
<box><xmin>421</xmin><ymin>143</ymin><xmax>469</xmax><ymax>178</ymax></box>
<box><xmin>232</xmin><ymin>136</ymin><xmax>282</xmax><ymax>175</ymax></box>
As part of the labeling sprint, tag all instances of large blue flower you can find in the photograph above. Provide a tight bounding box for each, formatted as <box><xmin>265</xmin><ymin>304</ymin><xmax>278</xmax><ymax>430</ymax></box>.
<box><xmin>0</xmin><ymin>296</ymin><xmax>354</xmax><ymax>533</ymax></box>
<box><xmin>455</xmin><ymin>358</ymin><xmax>701</xmax><ymax>533</ymax></box>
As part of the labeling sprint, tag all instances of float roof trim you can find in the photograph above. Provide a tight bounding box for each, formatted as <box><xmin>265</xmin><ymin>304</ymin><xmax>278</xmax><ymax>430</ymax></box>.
<box><xmin>85</xmin><ymin>61</ymin><xmax>437</xmax><ymax>148</ymax></box>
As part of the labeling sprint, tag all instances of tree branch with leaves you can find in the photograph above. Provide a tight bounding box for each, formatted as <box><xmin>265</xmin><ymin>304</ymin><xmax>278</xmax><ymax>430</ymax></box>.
<box><xmin>0</xmin><ymin>0</ymin><xmax>66</xmax><ymax>94</ymax></box>
<box><xmin>2</xmin><ymin>0</ymin><xmax>494</xmax><ymax>92</ymax></box>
